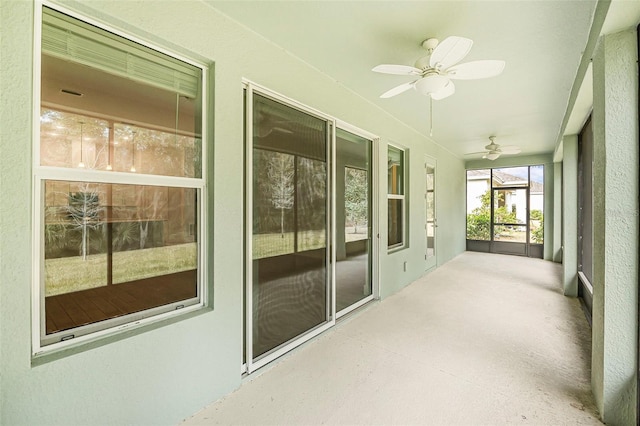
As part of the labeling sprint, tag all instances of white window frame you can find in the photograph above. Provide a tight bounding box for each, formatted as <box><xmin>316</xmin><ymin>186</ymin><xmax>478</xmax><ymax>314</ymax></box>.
<box><xmin>32</xmin><ymin>1</ymin><xmax>209</xmax><ymax>355</ymax></box>
<box><xmin>387</xmin><ymin>143</ymin><xmax>406</xmax><ymax>250</ymax></box>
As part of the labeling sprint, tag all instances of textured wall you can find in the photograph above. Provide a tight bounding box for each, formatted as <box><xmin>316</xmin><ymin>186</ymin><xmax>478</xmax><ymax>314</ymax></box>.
<box><xmin>553</xmin><ymin>162</ymin><xmax>563</xmax><ymax>262</ymax></box>
<box><xmin>562</xmin><ymin>135</ymin><xmax>579</xmax><ymax>297</ymax></box>
<box><xmin>592</xmin><ymin>28</ymin><xmax>639</xmax><ymax>425</ymax></box>
<box><xmin>0</xmin><ymin>0</ymin><xmax>466</xmax><ymax>424</ymax></box>
<box><xmin>0</xmin><ymin>0</ymin><xmax>36</xmax><ymax>422</ymax></box>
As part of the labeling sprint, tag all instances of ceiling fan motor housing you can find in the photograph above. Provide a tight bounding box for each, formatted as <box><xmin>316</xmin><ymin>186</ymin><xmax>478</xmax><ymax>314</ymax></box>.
<box><xmin>414</xmin><ymin>56</ymin><xmax>431</xmax><ymax>71</ymax></box>
<box><xmin>421</xmin><ymin>38</ymin><xmax>439</xmax><ymax>51</ymax></box>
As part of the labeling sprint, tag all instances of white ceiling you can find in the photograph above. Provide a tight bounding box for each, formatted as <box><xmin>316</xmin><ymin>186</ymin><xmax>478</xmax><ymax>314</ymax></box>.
<box><xmin>206</xmin><ymin>0</ymin><xmax>599</xmax><ymax>158</ymax></box>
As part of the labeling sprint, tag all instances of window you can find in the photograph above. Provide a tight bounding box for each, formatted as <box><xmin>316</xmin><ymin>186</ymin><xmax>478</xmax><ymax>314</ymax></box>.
<box><xmin>387</xmin><ymin>145</ymin><xmax>405</xmax><ymax>249</ymax></box>
<box><xmin>35</xmin><ymin>6</ymin><xmax>207</xmax><ymax>351</ymax></box>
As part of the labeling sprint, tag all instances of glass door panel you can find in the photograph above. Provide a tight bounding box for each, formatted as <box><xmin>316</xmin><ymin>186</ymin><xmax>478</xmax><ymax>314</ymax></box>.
<box><xmin>336</xmin><ymin>129</ymin><xmax>372</xmax><ymax>313</ymax></box>
<box><xmin>529</xmin><ymin>165</ymin><xmax>544</xmax><ymax>245</ymax></box>
<box><xmin>425</xmin><ymin>159</ymin><xmax>436</xmax><ymax>269</ymax></box>
<box><xmin>251</xmin><ymin>93</ymin><xmax>329</xmax><ymax>360</ymax></box>
<box><xmin>492</xmin><ymin>188</ymin><xmax>528</xmax><ymax>243</ymax></box>
<box><xmin>494</xmin><ymin>225</ymin><xmax>527</xmax><ymax>242</ymax></box>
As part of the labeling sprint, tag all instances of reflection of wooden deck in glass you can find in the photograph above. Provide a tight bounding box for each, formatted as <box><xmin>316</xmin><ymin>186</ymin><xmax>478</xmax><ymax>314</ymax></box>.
<box><xmin>45</xmin><ymin>270</ymin><xmax>197</xmax><ymax>335</ymax></box>
<box><xmin>252</xmin><ymin>250</ymin><xmax>370</xmax><ymax>358</ymax></box>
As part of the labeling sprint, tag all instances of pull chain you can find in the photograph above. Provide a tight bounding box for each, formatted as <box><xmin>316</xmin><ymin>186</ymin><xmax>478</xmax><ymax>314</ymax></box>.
<box><xmin>429</xmin><ymin>96</ymin><xmax>433</xmax><ymax>137</ymax></box>
<box><xmin>175</xmin><ymin>93</ymin><xmax>180</xmax><ymax>145</ymax></box>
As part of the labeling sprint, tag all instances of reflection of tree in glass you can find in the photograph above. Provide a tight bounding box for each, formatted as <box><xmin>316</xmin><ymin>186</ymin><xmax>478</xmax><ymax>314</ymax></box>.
<box><xmin>112</xmin><ymin>222</ymin><xmax>138</xmax><ymax>251</ymax></box>
<box><xmin>297</xmin><ymin>157</ymin><xmax>326</xmax><ymax>231</ymax></box>
<box><xmin>66</xmin><ymin>185</ymin><xmax>104</xmax><ymax>260</ymax></box>
<box><xmin>135</xmin><ymin>187</ymin><xmax>167</xmax><ymax>249</ymax></box>
<box><xmin>115</xmin><ymin>124</ymin><xmax>198</xmax><ymax>177</ymax></box>
<box><xmin>44</xmin><ymin>207</ymin><xmax>68</xmax><ymax>256</ymax></box>
<box><xmin>40</xmin><ymin>108</ymin><xmax>109</xmax><ymax>169</ymax></box>
<box><xmin>345</xmin><ymin>168</ymin><xmax>367</xmax><ymax>233</ymax></box>
<box><xmin>296</xmin><ymin>158</ymin><xmax>327</xmax><ymax>250</ymax></box>
<box><xmin>264</xmin><ymin>152</ymin><xmax>294</xmax><ymax>237</ymax></box>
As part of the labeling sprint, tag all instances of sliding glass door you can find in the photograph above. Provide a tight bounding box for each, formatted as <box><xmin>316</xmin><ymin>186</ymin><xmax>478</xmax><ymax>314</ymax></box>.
<box><xmin>247</xmin><ymin>90</ymin><xmax>332</xmax><ymax>370</ymax></box>
<box><xmin>244</xmin><ymin>85</ymin><xmax>377</xmax><ymax>372</ymax></box>
<box><xmin>336</xmin><ymin>128</ymin><xmax>373</xmax><ymax>315</ymax></box>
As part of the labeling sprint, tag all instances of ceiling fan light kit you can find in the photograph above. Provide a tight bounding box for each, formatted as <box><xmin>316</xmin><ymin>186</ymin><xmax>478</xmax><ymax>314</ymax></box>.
<box><xmin>414</xmin><ymin>74</ymin><xmax>448</xmax><ymax>95</ymax></box>
<box><xmin>483</xmin><ymin>152</ymin><xmax>500</xmax><ymax>161</ymax></box>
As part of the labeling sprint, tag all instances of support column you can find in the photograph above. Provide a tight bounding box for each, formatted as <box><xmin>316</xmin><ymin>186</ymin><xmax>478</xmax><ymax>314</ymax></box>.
<box><xmin>562</xmin><ymin>135</ymin><xmax>578</xmax><ymax>296</ymax></box>
<box><xmin>591</xmin><ymin>29</ymin><xmax>639</xmax><ymax>425</ymax></box>
<box><xmin>543</xmin><ymin>162</ymin><xmax>554</xmax><ymax>261</ymax></box>
<box><xmin>553</xmin><ymin>161</ymin><xmax>563</xmax><ymax>263</ymax></box>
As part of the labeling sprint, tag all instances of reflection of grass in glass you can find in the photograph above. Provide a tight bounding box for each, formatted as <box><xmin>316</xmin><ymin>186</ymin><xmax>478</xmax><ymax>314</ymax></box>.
<box><xmin>45</xmin><ymin>255</ymin><xmax>108</xmax><ymax>296</ymax></box>
<box><xmin>45</xmin><ymin>243</ymin><xmax>197</xmax><ymax>296</ymax></box>
<box><xmin>253</xmin><ymin>229</ymin><xmax>371</xmax><ymax>259</ymax></box>
<box><xmin>345</xmin><ymin>226</ymin><xmax>368</xmax><ymax>242</ymax></box>
<box><xmin>253</xmin><ymin>230</ymin><xmax>327</xmax><ymax>259</ymax></box>
<box><xmin>298</xmin><ymin>229</ymin><xmax>325</xmax><ymax>252</ymax></box>
<box><xmin>252</xmin><ymin>233</ymin><xmax>294</xmax><ymax>259</ymax></box>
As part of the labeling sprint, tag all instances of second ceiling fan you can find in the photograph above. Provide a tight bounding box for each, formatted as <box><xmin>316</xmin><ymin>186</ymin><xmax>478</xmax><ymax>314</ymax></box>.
<box><xmin>373</xmin><ymin>36</ymin><xmax>505</xmax><ymax>100</ymax></box>
<box><xmin>466</xmin><ymin>136</ymin><xmax>521</xmax><ymax>160</ymax></box>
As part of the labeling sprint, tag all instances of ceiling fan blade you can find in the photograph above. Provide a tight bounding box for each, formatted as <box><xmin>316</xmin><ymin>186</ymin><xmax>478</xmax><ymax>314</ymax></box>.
<box><xmin>446</xmin><ymin>60</ymin><xmax>505</xmax><ymax>80</ymax></box>
<box><xmin>272</xmin><ymin>127</ymin><xmax>294</xmax><ymax>135</ymax></box>
<box><xmin>372</xmin><ymin>64</ymin><xmax>422</xmax><ymax>75</ymax></box>
<box><xmin>429</xmin><ymin>36</ymin><xmax>473</xmax><ymax>70</ymax></box>
<box><xmin>380</xmin><ymin>80</ymin><xmax>417</xmax><ymax>98</ymax></box>
<box><xmin>464</xmin><ymin>151</ymin><xmax>488</xmax><ymax>155</ymax></box>
<box><xmin>499</xmin><ymin>146</ymin><xmax>521</xmax><ymax>155</ymax></box>
<box><xmin>431</xmin><ymin>80</ymin><xmax>455</xmax><ymax>100</ymax></box>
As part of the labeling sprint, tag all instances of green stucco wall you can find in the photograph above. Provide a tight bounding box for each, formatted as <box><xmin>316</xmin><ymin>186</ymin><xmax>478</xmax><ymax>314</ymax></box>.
<box><xmin>0</xmin><ymin>1</ymin><xmax>466</xmax><ymax>424</ymax></box>
<box><xmin>552</xmin><ymin>162</ymin><xmax>562</xmax><ymax>263</ymax></box>
<box><xmin>562</xmin><ymin>135</ymin><xmax>579</xmax><ymax>297</ymax></box>
<box><xmin>591</xmin><ymin>28</ymin><xmax>639</xmax><ymax>426</ymax></box>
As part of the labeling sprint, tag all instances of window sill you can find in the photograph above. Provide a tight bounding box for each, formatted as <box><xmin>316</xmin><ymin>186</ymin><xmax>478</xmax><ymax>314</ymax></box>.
<box><xmin>31</xmin><ymin>303</ymin><xmax>211</xmax><ymax>366</ymax></box>
<box><xmin>387</xmin><ymin>244</ymin><xmax>407</xmax><ymax>254</ymax></box>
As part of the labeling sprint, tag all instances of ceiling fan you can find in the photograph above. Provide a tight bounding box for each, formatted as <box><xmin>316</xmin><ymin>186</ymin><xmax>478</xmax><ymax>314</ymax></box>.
<box><xmin>466</xmin><ymin>136</ymin><xmax>521</xmax><ymax>160</ymax></box>
<box><xmin>372</xmin><ymin>36</ymin><xmax>505</xmax><ymax>100</ymax></box>
<box><xmin>254</xmin><ymin>111</ymin><xmax>295</xmax><ymax>138</ymax></box>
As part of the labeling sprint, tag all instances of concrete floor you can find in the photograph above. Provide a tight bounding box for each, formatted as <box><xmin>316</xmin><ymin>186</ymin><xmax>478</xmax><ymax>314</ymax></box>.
<box><xmin>183</xmin><ymin>252</ymin><xmax>602</xmax><ymax>425</ymax></box>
